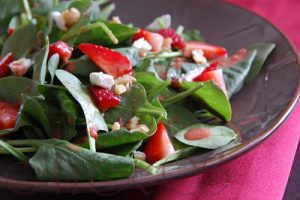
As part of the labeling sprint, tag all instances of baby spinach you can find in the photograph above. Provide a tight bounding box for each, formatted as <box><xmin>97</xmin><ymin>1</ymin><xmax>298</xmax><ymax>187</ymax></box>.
<box><xmin>67</xmin><ymin>55</ymin><xmax>100</xmax><ymax>77</ymax></box>
<box><xmin>55</xmin><ymin>70</ymin><xmax>108</xmax><ymax>151</ymax></box>
<box><xmin>48</xmin><ymin>53</ymin><xmax>60</xmax><ymax>84</ymax></box>
<box><xmin>174</xmin><ymin>124</ymin><xmax>237</xmax><ymax>149</ymax></box>
<box><xmin>181</xmin><ymin>30</ymin><xmax>204</xmax><ymax>42</ymax></box>
<box><xmin>28</xmin><ymin>139</ymin><xmax>134</xmax><ymax>181</ymax></box>
<box><xmin>115</xmin><ymin>47</ymin><xmax>142</xmax><ymax>67</ymax></box>
<box><xmin>0</xmin><ymin>139</ymin><xmax>29</xmax><ymax>162</ymax></box>
<box><xmin>146</xmin><ymin>14</ymin><xmax>171</xmax><ymax>31</ymax></box>
<box><xmin>245</xmin><ymin>43</ymin><xmax>275</xmax><ymax>83</ymax></box>
<box><xmin>1</xmin><ymin>24</ymin><xmax>37</xmax><ymax>59</ymax></box>
<box><xmin>181</xmin><ymin>81</ymin><xmax>232</xmax><ymax>121</ymax></box>
<box><xmin>223</xmin><ymin>50</ymin><xmax>257</xmax><ymax>98</ymax></box>
<box><xmin>104</xmin><ymin>141</ymin><xmax>142</xmax><ymax>157</ymax></box>
<box><xmin>33</xmin><ymin>38</ymin><xmax>50</xmax><ymax>85</ymax></box>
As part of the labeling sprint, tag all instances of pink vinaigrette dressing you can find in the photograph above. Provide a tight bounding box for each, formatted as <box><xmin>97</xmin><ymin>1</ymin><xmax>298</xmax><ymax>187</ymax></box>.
<box><xmin>184</xmin><ymin>128</ymin><xmax>212</xmax><ymax>141</ymax></box>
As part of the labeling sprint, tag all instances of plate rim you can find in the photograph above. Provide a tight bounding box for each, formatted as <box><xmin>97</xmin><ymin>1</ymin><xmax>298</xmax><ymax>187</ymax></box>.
<box><xmin>0</xmin><ymin>0</ymin><xmax>299</xmax><ymax>192</ymax></box>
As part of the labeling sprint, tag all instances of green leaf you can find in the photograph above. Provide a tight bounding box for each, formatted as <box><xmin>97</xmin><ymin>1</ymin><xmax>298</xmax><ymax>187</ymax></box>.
<box><xmin>181</xmin><ymin>81</ymin><xmax>232</xmax><ymax>121</ymax></box>
<box><xmin>74</xmin><ymin>21</ymin><xmax>138</xmax><ymax>46</ymax></box>
<box><xmin>67</xmin><ymin>55</ymin><xmax>100</xmax><ymax>77</ymax></box>
<box><xmin>38</xmin><ymin>85</ymin><xmax>78</xmax><ymax>141</ymax></box>
<box><xmin>146</xmin><ymin>14</ymin><xmax>171</xmax><ymax>31</ymax></box>
<box><xmin>223</xmin><ymin>50</ymin><xmax>257</xmax><ymax>98</ymax></box>
<box><xmin>48</xmin><ymin>53</ymin><xmax>60</xmax><ymax>84</ymax></box>
<box><xmin>0</xmin><ymin>139</ymin><xmax>29</xmax><ymax>162</ymax></box>
<box><xmin>96</xmin><ymin>3</ymin><xmax>116</xmax><ymax>21</ymax></box>
<box><xmin>181</xmin><ymin>30</ymin><xmax>204</xmax><ymax>42</ymax></box>
<box><xmin>153</xmin><ymin>147</ymin><xmax>198</xmax><ymax>167</ymax></box>
<box><xmin>0</xmin><ymin>76</ymin><xmax>39</xmax><ymax>104</ymax></box>
<box><xmin>1</xmin><ymin>24</ymin><xmax>37</xmax><ymax>59</ymax></box>
<box><xmin>33</xmin><ymin>38</ymin><xmax>50</xmax><ymax>85</ymax></box>
<box><xmin>104</xmin><ymin>141</ymin><xmax>142</xmax><ymax>157</ymax></box>
<box><xmin>29</xmin><ymin>139</ymin><xmax>134</xmax><ymax>181</ymax></box>
<box><xmin>115</xmin><ymin>47</ymin><xmax>142</xmax><ymax>67</ymax></box>
<box><xmin>105</xmin><ymin>83</ymin><xmax>167</xmax><ymax>123</ymax></box>
<box><xmin>55</xmin><ymin>70</ymin><xmax>108</xmax><ymax>151</ymax></box>
<box><xmin>174</xmin><ymin>124</ymin><xmax>237</xmax><ymax>149</ymax></box>
<box><xmin>245</xmin><ymin>43</ymin><xmax>275</xmax><ymax>82</ymax></box>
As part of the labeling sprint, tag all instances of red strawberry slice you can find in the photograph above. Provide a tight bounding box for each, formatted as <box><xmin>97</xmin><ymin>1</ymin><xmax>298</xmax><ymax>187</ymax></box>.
<box><xmin>89</xmin><ymin>86</ymin><xmax>121</xmax><ymax>112</ymax></box>
<box><xmin>132</xmin><ymin>29</ymin><xmax>164</xmax><ymax>52</ymax></box>
<box><xmin>157</xmin><ymin>28</ymin><xmax>185</xmax><ymax>49</ymax></box>
<box><xmin>144</xmin><ymin>122</ymin><xmax>175</xmax><ymax>164</ymax></box>
<box><xmin>184</xmin><ymin>41</ymin><xmax>227</xmax><ymax>60</ymax></box>
<box><xmin>0</xmin><ymin>101</ymin><xmax>19</xmax><ymax>130</ymax></box>
<box><xmin>0</xmin><ymin>53</ymin><xmax>13</xmax><ymax>78</ymax></box>
<box><xmin>49</xmin><ymin>41</ymin><xmax>73</xmax><ymax>63</ymax></box>
<box><xmin>78</xmin><ymin>43</ymin><xmax>132</xmax><ymax>78</ymax></box>
<box><xmin>193</xmin><ymin>63</ymin><xmax>227</xmax><ymax>96</ymax></box>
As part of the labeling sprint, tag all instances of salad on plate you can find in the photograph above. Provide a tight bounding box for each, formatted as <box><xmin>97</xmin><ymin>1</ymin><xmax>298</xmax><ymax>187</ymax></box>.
<box><xmin>0</xmin><ymin>0</ymin><xmax>275</xmax><ymax>182</ymax></box>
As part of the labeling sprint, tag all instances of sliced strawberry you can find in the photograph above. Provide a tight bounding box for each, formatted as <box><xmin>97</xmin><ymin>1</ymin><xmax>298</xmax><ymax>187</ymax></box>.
<box><xmin>0</xmin><ymin>53</ymin><xmax>13</xmax><ymax>78</ymax></box>
<box><xmin>0</xmin><ymin>101</ymin><xmax>19</xmax><ymax>130</ymax></box>
<box><xmin>157</xmin><ymin>28</ymin><xmax>185</xmax><ymax>49</ymax></box>
<box><xmin>213</xmin><ymin>48</ymin><xmax>248</xmax><ymax>68</ymax></box>
<box><xmin>78</xmin><ymin>43</ymin><xmax>132</xmax><ymax>78</ymax></box>
<box><xmin>184</xmin><ymin>41</ymin><xmax>227</xmax><ymax>60</ymax></box>
<box><xmin>132</xmin><ymin>29</ymin><xmax>164</xmax><ymax>52</ymax></box>
<box><xmin>89</xmin><ymin>86</ymin><xmax>121</xmax><ymax>112</ymax></box>
<box><xmin>144</xmin><ymin>122</ymin><xmax>175</xmax><ymax>164</ymax></box>
<box><xmin>193</xmin><ymin>63</ymin><xmax>227</xmax><ymax>96</ymax></box>
<box><xmin>49</xmin><ymin>41</ymin><xmax>73</xmax><ymax>63</ymax></box>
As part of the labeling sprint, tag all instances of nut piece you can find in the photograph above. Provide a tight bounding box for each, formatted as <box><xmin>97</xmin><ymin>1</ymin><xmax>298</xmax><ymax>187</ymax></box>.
<box><xmin>126</xmin><ymin>116</ymin><xmax>140</xmax><ymax>129</ymax></box>
<box><xmin>115</xmin><ymin>74</ymin><xmax>137</xmax><ymax>86</ymax></box>
<box><xmin>192</xmin><ymin>49</ymin><xmax>207</xmax><ymax>64</ymax></box>
<box><xmin>162</xmin><ymin>37</ymin><xmax>173</xmax><ymax>52</ymax></box>
<box><xmin>61</xmin><ymin>7</ymin><xmax>81</xmax><ymax>26</ymax></box>
<box><xmin>111</xmin><ymin>122</ymin><xmax>121</xmax><ymax>131</ymax></box>
<box><xmin>133</xmin><ymin>151</ymin><xmax>146</xmax><ymax>161</ymax></box>
<box><xmin>114</xmin><ymin>84</ymin><xmax>127</xmax><ymax>95</ymax></box>
<box><xmin>8</xmin><ymin>58</ymin><xmax>32</xmax><ymax>77</ymax></box>
<box><xmin>130</xmin><ymin>124</ymin><xmax>150</xmax><ymax>134</ymax></box>
<box><xmin>112</xmin><ymin>16</ymin><xmax>122</xmax><ymax>24</ymax></box>
<box><xmin>51</xmin><ymin>11</ymin><xmax>67</xmax><ymax>32</ymax></box>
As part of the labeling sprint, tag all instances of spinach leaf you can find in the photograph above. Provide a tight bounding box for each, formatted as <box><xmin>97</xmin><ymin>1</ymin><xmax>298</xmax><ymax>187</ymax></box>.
<box><xmin>0</xmin><ymin>0</ymin><xmax>23</xmax><ymax>35</ymax></box>
<box><xmin>153</xmin><ymin>147</ymin><xmax>198</xmax><ymax>167</ymax></box>
<box><xmin>104</xmin><ymin>141</ymin><xmax>142</xmax><ymax>157</ymax></box>
<box><xmin>105</xmin><ymin>83</ymin><xmax>167</xmax><ymax>124</ymax></box>
<box><xmin>223</xmin><ymin>50</ymin><xmax>257</xmax><ymax>98</ymax></box>
<box><xmin>174</xmin><ymin>124</ymin><xmax>237</xmax><ymax>149</ymax></box>
<box><xmin>146</xmin><ymin>14</ymin><xmax>171</xmax><ymax>31</ymax></box>
<box><xmin>55</xmin><ymin>70</ymin><xmax>108</xmax><ymax>151</ymax></box>
<box><xmin>94</xmin><ymin>2</ymin><xmax>116</xmax><ymax>21</ymax></box>
<box><xmin>48</xmin><ymin>53</ymin><xmax>60</xmax><ymax>84</ymax></box>
<box><xmin>28</xmin><ymin>139</ymin><xmax>134</xmax><ymax>181</ymax></box>
<box><xmin>181</xmin><ymin>81</ymin><xmax>232</xmax><ymax>121</ymax></box>
<box><xmin>38</xmin><ymin>85</ymin><xmax>78</xmax><ymax>141</ymax></box>
<box><xmin>67</xmin><ymin>55</ymin><xmax>100</xmax><ymax>77</ymax></box>
<box><xmin>115</xmin><ymin>47</ymin><xmax>142</xmax><ymax>67</ymax></box>
<box><xmin>74</xmin><ymin>21</ymin><xmax>138</xmax><ymax>46</ymax></box>
<box><xmin>245</xmin><ymin>43</ymin><xmax>275</xmax><ymax>83</ymax></box>
<box><xmin>181</xmin><ymin>30</ymin><xmax>204</xmax><ymax>42</ymax></box>
<box><xmin>1</xmin><ymin>24</ymin><xmax>37</xmax><ymax>59</ymax></box>
<box><xmin>33</xmin><ymin>38</ymin><xmax>50</xmax><ymax>85</ymax></box>
<box><xmin>0</xmin><ymin>76</ymin><xmax>39</xmax><ymax>104</ymax></box>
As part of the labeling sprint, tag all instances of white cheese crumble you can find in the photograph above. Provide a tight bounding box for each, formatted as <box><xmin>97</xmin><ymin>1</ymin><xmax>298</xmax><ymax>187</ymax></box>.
<box><xmin>181</xmin><ymin>67</ymin><xmax>205</xmax><ymax>82</ymax></box>
<box><xmin>8</xmin><ymin>58</ymin><xmax>32</xmax><ymax>77</ymax></box>
<box><xmin>132</xmin><ymin>38</ymin><xmax>152</xmax><ymax>52</ymax></box>
<box><xmin>89</xmin><ymin>72</ymin><xmax>115</xmax><ymax>89</ymax></box>
<box><xmin>192</xmin><ymin>49</ymin><xmax>207</xmax><ymax>64</ymax></box>
<box><xmin>51</xmin><ymin>11</ymin><xmax>67</xmax><ymax>32</ymax></box>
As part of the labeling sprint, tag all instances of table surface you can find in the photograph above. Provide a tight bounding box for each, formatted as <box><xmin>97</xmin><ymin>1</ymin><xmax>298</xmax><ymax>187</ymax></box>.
<box><xmin>0</xmin><ymin>142</ymin><xmax>299</xmax><ymax>200</ymax></box>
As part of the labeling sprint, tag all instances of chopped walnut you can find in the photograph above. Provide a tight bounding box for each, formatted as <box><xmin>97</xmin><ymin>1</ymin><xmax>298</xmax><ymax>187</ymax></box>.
<box><xmin>111</xmin><ymin>122</ymin><xmax>121</xmax><ymax>131</ymax></box>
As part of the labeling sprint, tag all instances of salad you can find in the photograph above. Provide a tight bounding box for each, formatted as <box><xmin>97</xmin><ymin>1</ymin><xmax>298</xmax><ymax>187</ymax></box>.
<box><xmin>0</xmin><ymin>0</ymin><xmax>275</xmax><ymax>182</ymax></box>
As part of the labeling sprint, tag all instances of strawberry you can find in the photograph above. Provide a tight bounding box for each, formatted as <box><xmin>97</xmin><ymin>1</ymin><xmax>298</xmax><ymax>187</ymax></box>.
<box><xmin>49</xmin><ymin>41</ymin><xmax>73</xmax><ymax>63</ymax></box>
<box><xmin>184</xmin><ymin>41</ymin><xmax>227</xmax><ymax>60</ymax></box>
<box><xmin>157</xmin><ymin>28</ymin><xmax>185</xmax><ymax>49</ymax></box>
<box><xmin>144</xmin><ymin>122</ymin><xmax>175</xmax><ymax>164</ymax></box>
<box><xmin>193</xmin><ymin>62</ymin><xmax>227</xmax><ymax>96</ymax></box>
<box><xmin>89</xmin><ymin>86</ymin><xmax>121</xmax><ymax>112</ymax></box>
<box><xmin>132</xmin><ymin>29</ymin><xmax>164</xmax><ymax>52</ymax></box>
<box><xmin>0</xmin><ymin>101</ymin><xmax>19</xmax><ymax>130</ymax></box>
<box><xmin>78</xmin><ymin>43</ymin><xmax>132</xmax><ymax>78</ymax></box>
<box><xmin>0</xmin><ymin>53</ymin><xmax>13</xmax><ymax>78</ymax></box>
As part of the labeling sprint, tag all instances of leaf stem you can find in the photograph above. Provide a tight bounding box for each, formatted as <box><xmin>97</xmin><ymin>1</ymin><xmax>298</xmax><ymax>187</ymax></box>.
<box><xmin>0</xmin><ymin>147</ymin><xmax>38</xmax><ymax>154</ymax></box>
<box><xmin>161</xmin><ymin>83</ymin><xmax>203</xmax><ymax>107</ymax></box>
<box><xmin>22</xmin><ymin>0</ymin><xmax>32</xmax><ymax>21</ymax></box>
<box><xmin>145</xmin><ymin>51</ymin><xmax>183</xmax><ymax>59</ymax></box>
<box><xmin>61</xmin><ymin>22</ymin><xmax>119</xmax><ymax>44</ymax></box>
<box><xmin>134</xmin><ymin>159</ymin><xmax>158</xmax><ymax>175</ymax></box>
<box><xmin>0</xmin><ymin>139</ymin><xmax>30</xmax><ymax>162</ymax></box>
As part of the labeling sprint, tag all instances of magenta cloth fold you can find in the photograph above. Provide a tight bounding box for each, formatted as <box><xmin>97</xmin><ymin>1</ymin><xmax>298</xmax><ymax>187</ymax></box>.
<box><xmin>155</xmin><ymin>1</ymin><xmax>300</xmax><ymax>200</ymax></box>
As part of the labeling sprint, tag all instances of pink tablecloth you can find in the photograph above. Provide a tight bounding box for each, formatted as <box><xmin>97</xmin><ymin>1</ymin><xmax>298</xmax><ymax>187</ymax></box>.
<box><xmin>155</xmin><ymin>1</ymin><xmax>300</xmax><ymax>200</ymax></box>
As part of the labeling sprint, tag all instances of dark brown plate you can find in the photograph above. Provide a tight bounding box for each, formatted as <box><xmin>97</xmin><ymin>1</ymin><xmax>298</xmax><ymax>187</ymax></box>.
<box><xmin>0</xmin><ymin>0</ymin><xmax>299</xmax><ymax>193</ymax></box>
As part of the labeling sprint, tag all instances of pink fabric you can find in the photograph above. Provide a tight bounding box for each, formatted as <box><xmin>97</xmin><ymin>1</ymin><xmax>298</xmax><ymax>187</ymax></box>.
<box><xmin>155</xmin><ymin>1</ymin><xmax>300</xmax><ymax>200</ymax></box>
